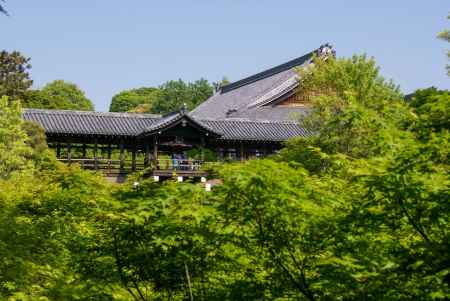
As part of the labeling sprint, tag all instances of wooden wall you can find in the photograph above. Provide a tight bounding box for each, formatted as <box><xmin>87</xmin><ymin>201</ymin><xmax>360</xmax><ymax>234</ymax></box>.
<box><xmin>275</xmin><ymin>90</ymin><xmax>318</xmax><ymax>107</ymax></box>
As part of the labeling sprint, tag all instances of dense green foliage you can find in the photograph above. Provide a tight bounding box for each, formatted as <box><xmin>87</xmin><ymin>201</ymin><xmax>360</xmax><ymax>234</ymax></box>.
<box><xmin>109</xmin><ymin>87</ymin><xmax>160</xmax><ymax>113</ymax></box>
<box><xmin>0</xmin><ymin>55</ymin><xmax>449</xmax><ymax>300</ymax></box>
<box><xmin>109</xmin><ymin>79</ymin><xmax>214</xmax><ymax>114</ymax></box>
<box><xmin>37</xmin><ymin>80</ymin><xmax>94</xmax><ymax>111</ymax></box>
<box><xmin>0</xmin><ymin>51</ymin><xmax>32</xmax><ymax>100</ymax></box>
<box><xmin>21</xmin><ymin>81</ymin><xmax>94</xmax><ymax>111</ymax></box>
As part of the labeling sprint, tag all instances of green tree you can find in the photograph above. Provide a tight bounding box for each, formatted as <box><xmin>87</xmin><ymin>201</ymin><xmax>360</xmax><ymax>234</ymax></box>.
<box><xmin>73</xmin><ymin>180</ymin><xmax>225</xmax><ymax>301</ymax></box>
<box><xmin>109</xmin><ymin>87</ymin><xmax>160</xmax><ymax>113</ymax></box>
<box><xmin>41</xmin><ymin>80</ymin><xmax>94</xmax><ymax>111</ymax></box>
<box><xmin>274</xmin><ymin>54</ymin><xmax>450</xmax><ymax>299</ymax></box>
<box><xmin>438</xmin><ymin>13</ymin><xmax>450</xmax><ymax>76</ymax></box>
<box><xmin>0</xmin><ymin>164</ymin><xmax>126</xmax><ymax>300</ymax></box>
<box><xmin>291</xmin><ymin>54</ymin><xmax>407</xmax><ymax>159</ymax></box>
<box><xmin>152</xmin><ymin>79</ymin><xmax>214</xmax><ymax>114</ymax></box>
<box><xmin>110</xmin><ymin>79</ymin><xmax>213</xmax><ymax>114</ymax></box>
<box><xmin>21</xmin><ymin>89</ymin><xmax>57</xmax><ymax>109</ymax></box>
<box><xmin>407</xmin><ymin>87</ymin><xmax>450</xmax><ymax>136</ymax></box>
<box><xmin>0</xmin><ymin>96</ymin><xmax>32</xmax><ymax>179</ymax></box>
<box><xmin>0</xmin><ymin>51</ymin><xmax>33</xmax><ymax>100</ymax></box>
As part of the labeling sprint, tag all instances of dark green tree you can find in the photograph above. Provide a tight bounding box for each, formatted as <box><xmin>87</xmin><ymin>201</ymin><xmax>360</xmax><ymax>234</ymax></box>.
<box><xmin>0</xmin><ymin>51</ymin><xmax>33</xmax><ymax>100</ymax></box>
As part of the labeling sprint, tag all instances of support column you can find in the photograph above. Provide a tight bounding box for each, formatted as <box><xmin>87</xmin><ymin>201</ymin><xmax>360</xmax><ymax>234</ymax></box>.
<box><xmin>200</xmin><ymin>137</ymin><xmax>205</xmax><ymax>162</ymax></box>
<box><xmin>67</xmin><ymin>143</ymin><xmax>72</xmax><ymax>164</ymax></box>
<box><xmin>82</xmin><ymin>144</ymin><xmax>87</xmax><ymax>158</ymax></box>
<box><xmin>153</xmin><ymin>137</ymin><xmax>158</xmax><ymax>169</ymax></box>
<box><xmin>240</xmin><ymin>141</ymin><xmax>245</xmax><ymax>162</ymax></box>
<box><xmin>120</xmin><ymin>142</ymin><xmax>125</xmax><ymax>171</ymax></box>
<box><xmin>56</xmin><ymin>144</ymin><xmax>61</xmax><ymax>158</ymax></box>
<box><xmin>262</xmin><ymin>144</ymin><xmax>268</xmax><ymax>157</ymax></box>
<box><xmin>93</xmin><ymin>140</ymin><xmax>98</xmax><ymax>170</ymax></box>
<box><xmin>144</xmin><ymin>143</ymin><xmax>150</xmax><ymax>167</ymax></box>
<box><xmin>106</xmin><ymin>144</ymin><xmax>112</xmax><ymax>173</ymax></box>
<box><xmin>107</xmin><ymin>144</ymin><xmax>112</xmax><ymax>160</ymax></box>
<box><xmin>131</xmin><ymin>146</ymin><xmax>136</xmax><ymax>172</ymax></box>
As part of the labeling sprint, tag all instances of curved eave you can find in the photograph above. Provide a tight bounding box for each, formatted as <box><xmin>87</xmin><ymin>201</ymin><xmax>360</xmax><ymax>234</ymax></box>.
<box><xmin>138</xmin><ymin>113</ymin><xmax>222</xmax><ymax>138</ymax></box>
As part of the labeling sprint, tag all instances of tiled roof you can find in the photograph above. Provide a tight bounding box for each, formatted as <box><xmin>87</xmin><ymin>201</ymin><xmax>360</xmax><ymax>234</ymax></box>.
<box><xmin>22</xmin><ymin>45</ymin><xmax>333</xmax><ymax>142</ymax></box>
<box><xmin>219</xmin><ymin>50</ymin><xmax>315</xmax><ymax>93</ymax></box>
<box><xmin>22</xmin><ymin>109</ymin><xmax>310</xmax><ymax>142</ymax></box>
<box><xmin>23</xmin><ymin>109</ymin><xmax>161</xmax><ymax>137</ymax></box>
<box><xmin>140</xmin><ymin>111</ymin><xmax>222</xmax><ymax>137</ymax></box>
<box><xmin>190</xmin><ymin>47</ymin><xmax>320</xmax><ymax>121</ymax></box>
<box><xmin>227</xmin><ymin>106</ymin><xmax>309</xmax><ymax>121</ymax></box>
<box><xmin>201</xmin><ymin>118</ymin><xmax>309</xmax><ymax>142</ymax></box>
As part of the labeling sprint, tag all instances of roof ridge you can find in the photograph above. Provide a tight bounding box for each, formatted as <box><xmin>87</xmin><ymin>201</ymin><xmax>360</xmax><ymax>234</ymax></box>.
<box><xmin>23</xmin><ymin>108</ymin><xmax>161</xmax><ymax>119</ymax></box>
<box><xmin>219</xmin><ymin>47</ymin><xmax>319</xmax><ymax>94</ymax></box>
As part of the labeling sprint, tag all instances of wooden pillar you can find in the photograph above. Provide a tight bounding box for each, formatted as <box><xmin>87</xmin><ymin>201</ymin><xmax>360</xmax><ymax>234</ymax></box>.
<box><xmin>119</xmin><ymin>142</ymin><xmax>125</xmax><ymax>171</ymax></box>
<box><xmin>131</xmin><ymin>146</ymin><xmax>137</xmax><ymax>172</ymax></box>
<box><xmin>82</xmin><ymin>144</ymin><xmax>87</xmax><ymax>158</ymax></box>
<box><xmin>107</xmin><ymin>144</ymin><xmax>112</xmax><ymax>160</ymax></box>
<box><xmin>93</xmin><ymin>140</ymin><xmax>98</xmax><ymax>170</ymax></box>
<box><xmin>56</xmin><ymin>144</ymin><xmax>61</xmax><ymax>158</ymax></box>
<box><xmin>144</xmin><ymin>143</ymin><xmax>150</xmax><ymax>167</ymax></box>
<box><xmin>153</xmin><ymin>137</ymin><xmax>158</xmax><ymax>168</ymax></box>
<box><xmin>67</xmin><ymin>143</ymin><xmax>72</xmax><ymax>164</ymax></box>
<box><xmin>200</xmin><ymin>137</ymin><xmax>205</xmax><ymax>162</ymax></box>
<box><xmin>240</xmin><ymin>141</ymin><xmax>245</xmax><ymax>162</ymax></box>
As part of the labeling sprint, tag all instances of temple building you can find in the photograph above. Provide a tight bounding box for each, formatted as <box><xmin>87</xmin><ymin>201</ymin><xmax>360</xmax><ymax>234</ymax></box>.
<box><xmin>22</xmin><ymin>44</ymin><xmax>334</xmax><ymax>179</ymax></box>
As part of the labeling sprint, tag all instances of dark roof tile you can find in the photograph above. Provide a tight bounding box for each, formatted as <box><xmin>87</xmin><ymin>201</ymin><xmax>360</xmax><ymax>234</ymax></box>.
<box><xmin>23</xmin><ymin>109</ymin><xmax>161</xmax><ymax>137</ymax></box>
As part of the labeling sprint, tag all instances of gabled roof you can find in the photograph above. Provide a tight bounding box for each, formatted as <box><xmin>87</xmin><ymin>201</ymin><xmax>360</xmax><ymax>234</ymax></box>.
<box><xmin>139</xmin><ymin>111</ymin><xmax>221</xmax><ymax>137</ymax></box>
<box><xmin>191</xmin><ymin>45</ymin><xmax>333</xmax><ymax>121</ymax></box>
<box><xmin>23</xmin><ymin>109</ymin><xmax>161</xmax><ymax>137</ymax></box>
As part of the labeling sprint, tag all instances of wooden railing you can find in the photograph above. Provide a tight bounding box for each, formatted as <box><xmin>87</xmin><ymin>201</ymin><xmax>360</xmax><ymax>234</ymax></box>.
<box><xmin>57</xmin><ymin>158</ymin><xmax>217</xmax><ymax>175</ymax></box>
<box><xmin>154</xmin><ymin>159</ymin><xmax>216</xmax><ymax>171</ymax></box>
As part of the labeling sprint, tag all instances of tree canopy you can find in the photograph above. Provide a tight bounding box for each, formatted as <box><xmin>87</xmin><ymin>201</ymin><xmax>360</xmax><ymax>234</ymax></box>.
<box><xmin>0</xmin><ymin>55</ymin><xmax>449</xmax><ymax>300</ymax></box>
<box><xmin>38</xmin><ymin>80</ymin><xmax>94</xmax><ymax>111</ymax></box>
<box><xmin>109</xmin><ymin>79</ymin><xmax>214</xmax><ymax>114</ymax></box>
<box><xmin>109</xmin><ymin>87</ymin><xmax>160</xmax><ymax>113</ymax></box>
<box><xmin>0</xmin><ymin>51</ymin><xmax>32</xmax><ymax>100</ymax></box>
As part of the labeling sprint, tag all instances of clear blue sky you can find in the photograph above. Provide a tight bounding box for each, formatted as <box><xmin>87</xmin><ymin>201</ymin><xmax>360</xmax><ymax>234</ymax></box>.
<box><xmin>2</xmin><ymin>0</ymin><xmax>449</xmax><ymax>111</ymax></box>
